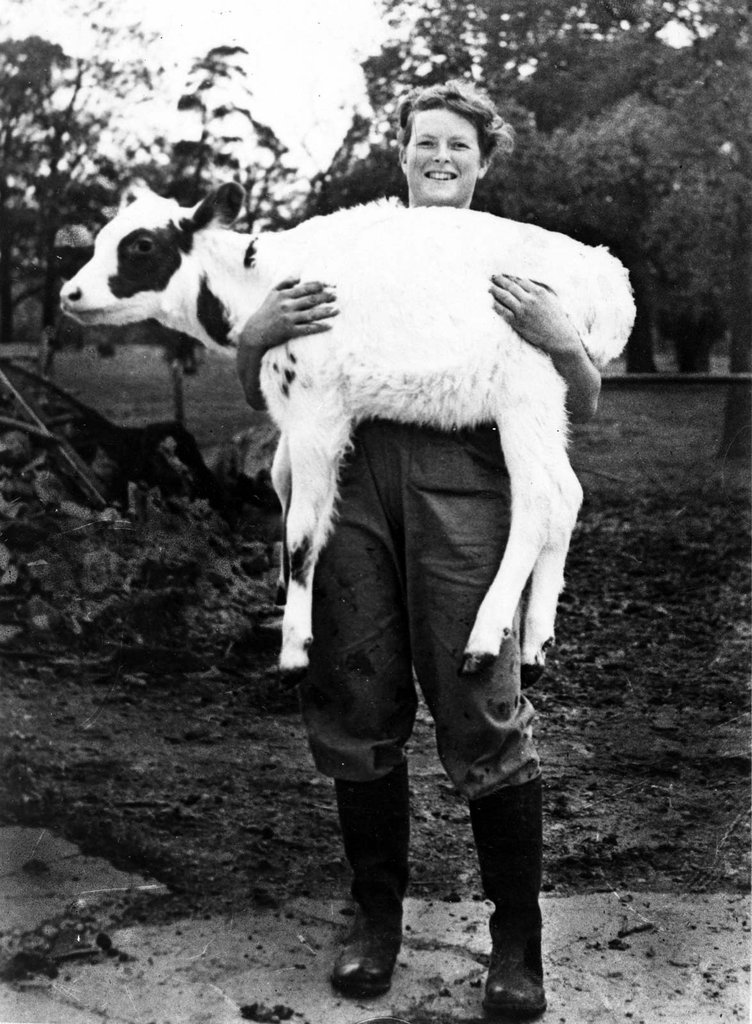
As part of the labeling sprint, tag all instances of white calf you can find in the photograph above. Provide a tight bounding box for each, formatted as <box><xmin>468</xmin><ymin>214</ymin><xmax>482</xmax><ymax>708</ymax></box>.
<box><xmin>61</xmin><ymin>183</ymin><xmax>635</xmax><ymax>678</ymax></box>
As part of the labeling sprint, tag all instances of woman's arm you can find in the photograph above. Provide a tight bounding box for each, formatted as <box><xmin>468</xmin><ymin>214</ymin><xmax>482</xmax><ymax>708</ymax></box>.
<box><xmin>237</xmin><ymin>277</ymin><xmax>338</xmax><ymax>410</ymax></box>
<box><xmin>489</xmin><ymin>273</ymin><xmax>601</xmax><ymax>422</ymax></box>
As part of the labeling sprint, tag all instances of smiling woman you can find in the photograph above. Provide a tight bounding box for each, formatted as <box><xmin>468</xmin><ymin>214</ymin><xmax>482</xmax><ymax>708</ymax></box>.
<box><xmin>400</xmin><ymin>109</ymin><xmax>487</xmax><ymax>208</ymax></box>
<box><xmin>397</xmin><ymin>80</ymin><xmax>514</xmax><ymax>209</ymax></box>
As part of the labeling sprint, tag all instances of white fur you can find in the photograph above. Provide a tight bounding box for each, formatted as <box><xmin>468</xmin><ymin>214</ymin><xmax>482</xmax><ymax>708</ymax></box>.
<box><xmin>61</xmin><ymin>189</ymin><xmax>635</xmax><ymax>676</ymax></box>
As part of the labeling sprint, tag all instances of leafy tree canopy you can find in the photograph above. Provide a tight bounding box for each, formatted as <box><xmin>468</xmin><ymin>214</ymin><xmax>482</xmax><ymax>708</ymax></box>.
<box><xmin>0</xmin><ymin>0</ymin><xmax>165</xmax><ymax>340</ymax></box>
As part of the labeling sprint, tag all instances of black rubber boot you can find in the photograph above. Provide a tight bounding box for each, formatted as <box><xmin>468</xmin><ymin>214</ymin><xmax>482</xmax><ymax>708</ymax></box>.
<box><xmin>469</xmin><ymin>777</ymin><xmax>547</xmax><ymax>1020</ymax></box>
<box><xmin>330</xmin><ymin>762</ymin><xmax>410</xmax><ymax>997</ymax></box>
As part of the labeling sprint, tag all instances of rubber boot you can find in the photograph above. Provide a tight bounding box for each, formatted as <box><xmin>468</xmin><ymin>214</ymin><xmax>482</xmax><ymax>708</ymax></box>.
<box><xmin>469</xmin><ymin>777</ymin><xmax>547</xmax><ymax>1020</ymax></box>
<box><xmin>330</xmin><ymin>762</ymin><xmax>410</xmax><ymax>997</ymax></box>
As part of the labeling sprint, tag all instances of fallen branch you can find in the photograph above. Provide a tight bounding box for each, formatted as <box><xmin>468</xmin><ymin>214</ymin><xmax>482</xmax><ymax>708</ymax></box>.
<box><xmin>0</xmin><ymin>359</ymin><xmax>104</xmax><ymax>419</ymax></box>
<box><xmin>0</xmin><ymin>367</ymin><xmax>107</xmax><ymax>508</ymax></box>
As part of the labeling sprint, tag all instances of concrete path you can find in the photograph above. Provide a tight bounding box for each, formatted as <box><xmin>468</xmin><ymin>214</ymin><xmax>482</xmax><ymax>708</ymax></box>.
<box><xmin>0</xmin><ymin>827</ymin><xmax>748</xmax><ymax>1024</ymax></box>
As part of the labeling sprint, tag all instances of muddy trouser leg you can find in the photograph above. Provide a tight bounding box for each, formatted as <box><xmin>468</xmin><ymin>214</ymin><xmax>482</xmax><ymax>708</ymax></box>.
<box><xmin>299</xmin><ymin>425</ymin><xmax>417</xmax><ymax>783</ymax></box>
<box><xmin>402</xmin><ymin>426</ymin><xmax>540</xmax><ymax>797</ymax></box>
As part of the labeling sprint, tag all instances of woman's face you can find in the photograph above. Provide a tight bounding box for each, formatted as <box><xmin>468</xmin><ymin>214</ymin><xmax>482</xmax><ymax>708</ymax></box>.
<box><xmin>400</xmin><ymin>107</ymin><xmax>487</xmax><ymax>209</ymax></box>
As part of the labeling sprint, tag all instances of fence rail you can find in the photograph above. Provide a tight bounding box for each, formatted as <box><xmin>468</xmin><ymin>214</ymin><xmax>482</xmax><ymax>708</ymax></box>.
<box><xmin>602</xmin><ymin>373</ymin><xmax>751</xmax><ymax>388</ymax></box>
<box><xmin>1</xmin><ymin>354</ymin><xmax>750</xmax><ymax>388</ymax></box>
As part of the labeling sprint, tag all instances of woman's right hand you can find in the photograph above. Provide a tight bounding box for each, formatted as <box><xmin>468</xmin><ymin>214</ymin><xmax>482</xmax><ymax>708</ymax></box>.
<box><xmin>241</xmin><ymin>277</ymin><xmax>338</xmax><ymax>353</ymax></box>
<box><xmin>237</xmin><ymin>278</ymin><xmax>338</xmax><ymax>409</ymax></box>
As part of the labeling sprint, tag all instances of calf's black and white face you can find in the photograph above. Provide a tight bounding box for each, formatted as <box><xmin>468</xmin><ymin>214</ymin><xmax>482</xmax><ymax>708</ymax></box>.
<box><xmin>60</xmin><ymin>184</ymin><xmax>245</xmax><ymax>330</ymax></box>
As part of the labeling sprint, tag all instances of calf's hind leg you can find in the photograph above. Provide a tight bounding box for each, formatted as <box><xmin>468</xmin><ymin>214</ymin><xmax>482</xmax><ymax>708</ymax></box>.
<box><xmin>460</xmin><ymin>400</ymin><xmax>569</xmax><ymax>677</ymax></box>
<box><xmin>520</xmin><ymin>467</ymin><xmax>581</xmax><ymax>685</ymax></box>
<box><xmin>460</xmin><ymin>466</ymin><xmax>548</xmax><ymax>675</ymax></box>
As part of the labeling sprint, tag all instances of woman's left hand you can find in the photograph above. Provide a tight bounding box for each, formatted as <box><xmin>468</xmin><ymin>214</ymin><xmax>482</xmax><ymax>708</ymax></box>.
<box><xmin>489</xmin><ymin>273</ymin><xmax>581</xmax><ymax>356</ymax></box>
<box><xmin>490</xmin><ymin>273</ymin><xmax>601</xmax><ymax>421</ymax></box>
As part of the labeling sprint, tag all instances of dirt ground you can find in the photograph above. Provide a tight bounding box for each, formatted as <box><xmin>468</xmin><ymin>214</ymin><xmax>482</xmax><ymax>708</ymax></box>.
<box><xmin>0</xmin><ymin>346</ymin><xmax>749</xmax><ymax>928</ymax></box>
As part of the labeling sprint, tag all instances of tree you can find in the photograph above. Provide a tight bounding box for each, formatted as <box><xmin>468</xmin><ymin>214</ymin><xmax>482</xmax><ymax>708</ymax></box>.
<box><xmin>504</xmin><ymin>96</ymin><xmax>683</xmax><ymax>371</ymax></box>
<box><xmin>0</xmin><ymin>0</ymin><xmax>162</xmax><ymax>344</ymax></box>
<box><xmin>686</xmin><ymin>4</ymin><xmax>752</xmax><ymax>458</ymax></box>
<box><xmin>169</xmin><ymin>46</ymin><xmax>295</xmax><ymax>229</ymax></box>
<box><xmin>362</xmin><ymin>0</ymin><xmax>704</xmax><ymax>115</ymax></box>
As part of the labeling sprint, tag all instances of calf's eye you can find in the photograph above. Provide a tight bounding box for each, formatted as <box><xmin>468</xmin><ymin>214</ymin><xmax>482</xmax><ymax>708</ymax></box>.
<box><xmin>129</xmin><ymin>236</ymin><xmax>155</xmax><ymax>257</ymax></box>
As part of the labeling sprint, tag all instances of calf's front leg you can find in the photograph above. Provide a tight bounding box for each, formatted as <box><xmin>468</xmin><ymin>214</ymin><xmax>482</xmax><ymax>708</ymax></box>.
<box><xmin>277</xmin><ymin>414</ymin><xmax>352</xmax><ymax>676</ymax></box>
<box><xmin>270</xmin><ymin>435</ymin><xmax>291</xmax><ymax>606</ymax></box>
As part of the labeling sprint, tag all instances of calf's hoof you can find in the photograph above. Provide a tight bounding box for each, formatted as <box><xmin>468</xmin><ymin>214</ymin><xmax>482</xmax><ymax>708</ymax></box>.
<box><xmin>520</xmin><ymin>663</ymin><xmax>545</xmax><ymax>690</ymax></box>
<box><xmin>520</xmin><ymin>639</ymin><xmax>553</xmax><ymax>689</ymax></box>
<box><xmin>460</xmin><ymin>627</ymin><xmax>512</xmax><ymax>676</ymax></box>
<box><xmin>277</xmin><ymin>663</ymin><xmax>308</xmax><ymax>688</ymax></box>
<box><xmin>459</xmin><ymin>651</ymin><xmax>497</xmax><ymax>676</ymax></box>
<box><xmin>278</xmin><ymin>637</ymin><xmax>312</xmax><ymax>680</ymax></box>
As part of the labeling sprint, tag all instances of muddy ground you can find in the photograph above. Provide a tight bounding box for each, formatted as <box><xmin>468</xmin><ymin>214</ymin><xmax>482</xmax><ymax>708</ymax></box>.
<box><xmin>0</xmin><ymin>348</ymin><xmax>749</xmax><ymax>927</ymax></box>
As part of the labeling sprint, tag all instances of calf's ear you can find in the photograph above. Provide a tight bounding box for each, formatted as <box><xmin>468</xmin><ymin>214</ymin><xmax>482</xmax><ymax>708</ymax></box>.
<box><xmin>190</xmin><ymin>182</ymin><xmax>246</xmax><ymax>232</ymax></box>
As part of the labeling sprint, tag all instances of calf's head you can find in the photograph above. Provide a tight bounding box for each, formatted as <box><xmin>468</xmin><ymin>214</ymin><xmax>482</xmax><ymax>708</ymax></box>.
<box><xmin>60</xmin><ymin>183</ymin><xmax>245</xmax><ymax>337</ymax></box>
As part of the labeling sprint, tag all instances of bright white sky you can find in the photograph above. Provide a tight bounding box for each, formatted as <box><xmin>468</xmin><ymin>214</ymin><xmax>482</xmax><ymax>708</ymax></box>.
<box><xmin>7</xmin><ymin>0</ymin><xmax>388</xmax><ymax>171</ymax></box>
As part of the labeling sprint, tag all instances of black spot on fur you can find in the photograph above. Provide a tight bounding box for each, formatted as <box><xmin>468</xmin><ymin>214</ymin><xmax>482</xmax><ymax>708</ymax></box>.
<box><xmin>176</xmin><ymin>219</ymin><xmax>197</xmax><ymax>253</ymax></box>
<box><xmin>190</xmin><ymin>200</ymin><xmax>215</xmax><ymax>233</ymax></box>
<box><xmin>288</xmin><ymin>351</ymin><xmax>297</xmax><ymax>364</ymax></box>
<box><xmin>197</xmin><ymin>277</ymin><xmax>232</xmax><ymax>347</ymax></box>
<box><xmin>244</xmin><ymin>238</ymin><xmax>257</xmax><ymax>268</ymax></box>
<box><xmin>108</xmin><ymin>225</ymin><xmax>184</xmax><ymax>298</ymax></box>
<box><xmin>281</xmin><ymin>382</ymin><xmax>289</xmax><ymax>397</ymax></box>
<box><xmin>284</xmin><ymin>368</ymin><xmax>295</xmax><ymax>384</ymax></box>
<box><xmin>289</xmin><ymin>536</ymin><xmax>312</xmax><ymax>585</ymax></box>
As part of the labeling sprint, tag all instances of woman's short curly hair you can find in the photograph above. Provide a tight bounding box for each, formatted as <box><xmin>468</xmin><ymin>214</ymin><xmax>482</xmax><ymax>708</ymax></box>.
<box><xmin>397</xmin><ymin>79</ymin><xmax>514</xmax><ymax>163</ymax></box>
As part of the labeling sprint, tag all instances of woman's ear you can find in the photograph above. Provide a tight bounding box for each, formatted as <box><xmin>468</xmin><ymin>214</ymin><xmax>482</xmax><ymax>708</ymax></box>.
<box><xmin>478</xmin><ymin>160</ymin><xmax>489</xmax><ymax>180</ymax></box>
<box><xmin>399</xmin><ymin>146</ymin><xmax>407</xmax><ymax>175</ymax></box>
